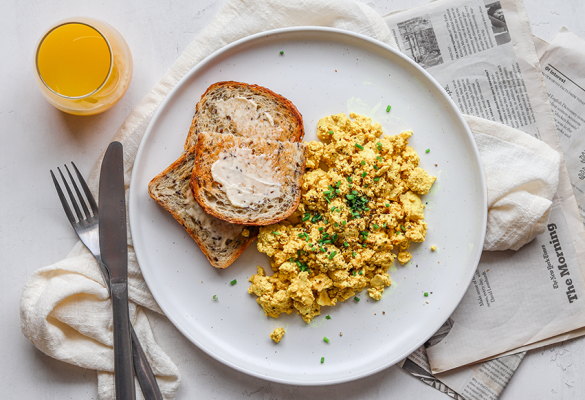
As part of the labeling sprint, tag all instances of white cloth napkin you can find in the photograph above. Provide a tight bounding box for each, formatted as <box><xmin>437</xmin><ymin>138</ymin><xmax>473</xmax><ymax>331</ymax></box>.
<box><xmin>20</xmin><ymin>0</ymin><xmax>560</xmax><ymax>399</ymax></box>
<box><xmin>465</xmin><ymin>115</ymin><xmax>561</xmax><ymax>251</ymax></box>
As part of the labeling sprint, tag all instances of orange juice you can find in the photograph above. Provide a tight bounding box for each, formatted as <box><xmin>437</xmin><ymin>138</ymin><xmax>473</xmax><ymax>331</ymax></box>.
<box><xmin>37</xmin><ymin>23</ymin><xmax>112</xmax><ymax>97</ymax></box>
<box><xmin>34</xmin><ymin>17</ymin><xmax>132</xmax><ymax>115</ymax></box>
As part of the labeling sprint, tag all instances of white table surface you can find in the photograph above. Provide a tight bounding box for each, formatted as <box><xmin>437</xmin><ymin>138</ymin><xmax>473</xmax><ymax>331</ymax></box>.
<box><xmin>2</xmin><ymin>0</ymin><xmax>584</xmax><ymax>399</ymax></box>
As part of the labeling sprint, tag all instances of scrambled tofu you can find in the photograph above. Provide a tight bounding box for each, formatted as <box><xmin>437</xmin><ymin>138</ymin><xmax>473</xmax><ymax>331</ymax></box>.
<box><xmin>270</xmin><ymin>327</ymin><xmax>285</xmax><ymax>343</ymax></box>
<box><xmin>248</xmin><ymin>113</ymin><xmax>436</xmax><ymax>323</ymax></box>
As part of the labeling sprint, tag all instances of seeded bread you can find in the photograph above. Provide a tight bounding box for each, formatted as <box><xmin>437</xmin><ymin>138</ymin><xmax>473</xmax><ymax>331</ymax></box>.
<box><xmin>184</xmin><ymin>81</ymin><xmax>304</xmax><ymax>150</ymax></box>
<box><xmin>191</xmin><ymin>132</ymin><xmax>307</xmax><ymax>225</ymax></box>
<box><xmin>148</xmin><ymin>145</ymin><xmax>258</xmax><ymax>269</ymax></box>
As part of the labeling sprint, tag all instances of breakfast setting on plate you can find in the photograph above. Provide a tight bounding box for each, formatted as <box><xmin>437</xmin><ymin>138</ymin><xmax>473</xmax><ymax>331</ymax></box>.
<box><xmin>4</xmin><ymin>0</ymin><xmax>585</xmax><ymax>399</ymax></box>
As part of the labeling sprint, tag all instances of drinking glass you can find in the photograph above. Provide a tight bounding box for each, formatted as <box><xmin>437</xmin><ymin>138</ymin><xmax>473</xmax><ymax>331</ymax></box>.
<box><xmin>34</xmin><ymin>17</ymin><xmax>132</xmax><ymax>115</ymax></box>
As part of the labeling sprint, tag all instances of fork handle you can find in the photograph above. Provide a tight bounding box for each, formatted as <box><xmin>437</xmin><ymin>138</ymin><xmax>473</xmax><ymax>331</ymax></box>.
<box><xmin>111</xmin><ymin>281</ymin><xmax>136</xmax><ymax>400</ymax></box>
<box><xmin>131</xmin><ymin>327</ymin><xmax>163</xmax><ymax>400</ymax></box>
<box><xmin>98</xmin><ymin>260</ymin><xmax>162</xmax><ymax>400</ymax></box>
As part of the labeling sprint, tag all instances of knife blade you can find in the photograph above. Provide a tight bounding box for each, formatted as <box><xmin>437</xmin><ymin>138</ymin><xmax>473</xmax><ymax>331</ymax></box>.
<box><xmin>99</xmin><ymin>141</ymin><xmax>136</xmax><ymax>400</ymax></box>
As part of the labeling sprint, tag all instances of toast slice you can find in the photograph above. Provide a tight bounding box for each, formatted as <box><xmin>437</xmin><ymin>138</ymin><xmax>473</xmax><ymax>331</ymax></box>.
<box><xmin>191</xmin><ymin>132</ymin><xmax>307</xmax><ymax>225</ymax></box>
<box><xmin>148</xmin><ymin>145</ymin><xmax>258</xmax><ymax>268</ymax></box>
<box><xmin>184</xmin><ymin>81</ymin><xmax>304</xmax><ymax>150</ymax></box>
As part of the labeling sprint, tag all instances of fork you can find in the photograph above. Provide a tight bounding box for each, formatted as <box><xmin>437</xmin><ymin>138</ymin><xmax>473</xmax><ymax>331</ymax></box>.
<box><xmin>51</xmin><ymin>163</ymin><xmax>163</xmax><ymax>400</ymax></box>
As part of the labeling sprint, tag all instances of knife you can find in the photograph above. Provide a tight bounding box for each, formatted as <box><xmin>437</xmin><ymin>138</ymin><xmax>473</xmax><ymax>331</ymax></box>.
<box><xmin>99</xmin><ymin>141</ymin><xmax>136</xmax><ymax>400</ymax></box>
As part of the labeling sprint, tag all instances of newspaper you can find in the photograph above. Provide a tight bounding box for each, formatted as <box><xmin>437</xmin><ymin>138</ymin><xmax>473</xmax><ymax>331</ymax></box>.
<box><xmin>383</xmin><ymin>0</ymin><xmax>585</xmax><ymax>399</ymax></box>
<box><xmin>540</xmin><ymin>28</ymin><xmax>585</xmax><ymax>225</ymax></box>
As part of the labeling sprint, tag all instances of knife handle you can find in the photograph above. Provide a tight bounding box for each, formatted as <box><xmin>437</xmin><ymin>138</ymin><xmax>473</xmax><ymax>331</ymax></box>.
<box><xmin>131</xmin><ymin>327</ymin><xmax>163</xmax><ymax>400</ymax></box>
<box><xmin>111</xmin><ymin>281</ymin><xmax>136</xmax><ymax>400</ymax></box>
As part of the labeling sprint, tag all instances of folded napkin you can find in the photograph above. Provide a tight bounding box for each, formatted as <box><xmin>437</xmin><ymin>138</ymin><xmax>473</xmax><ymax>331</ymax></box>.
<box><xmin>20</xmin><ymin>0</ymin><xmax>560</xmax><ymax>399</ymax></box>
<box><xmin>465</xmin><ymin>115</ymin><xmax>560</xmax><ymax>251</ymax></box>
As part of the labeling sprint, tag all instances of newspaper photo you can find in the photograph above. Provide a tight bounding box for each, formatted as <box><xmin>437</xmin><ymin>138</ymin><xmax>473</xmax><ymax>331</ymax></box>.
<box><xmin>384</xmin><ymin>0</ymin><xmax>585</xmax><ymax>397</ymax></box>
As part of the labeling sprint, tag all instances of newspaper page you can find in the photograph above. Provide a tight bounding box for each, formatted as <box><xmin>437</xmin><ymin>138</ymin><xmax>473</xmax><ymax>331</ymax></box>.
<box><xmin>540</xmin><ymin>28</ymin><xmax>585</xmax><ymax>225</ymax></box>
<box><xmin>399</xmin><ymin>344</ymin><xmax>525</xmax><ymax>400</ymax></box>
<box><xmin>384</xmin><ymin>0</ymin><xmax>585</xmax><ymax>382</ymax></box>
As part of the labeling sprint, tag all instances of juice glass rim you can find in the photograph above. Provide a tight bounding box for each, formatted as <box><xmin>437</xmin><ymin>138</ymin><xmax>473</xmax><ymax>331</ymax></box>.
<box><xmin>35</xmin><ymin>21</ymin><xmax>114</xmax><ymax>100</ymax></box>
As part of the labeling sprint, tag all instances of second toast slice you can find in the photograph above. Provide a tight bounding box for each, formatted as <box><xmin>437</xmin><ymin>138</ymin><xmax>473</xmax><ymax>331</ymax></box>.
<box><xmin>191</xmin><ymin>132</ymin><xmax>307</xmax><ymax>225</ymax></box>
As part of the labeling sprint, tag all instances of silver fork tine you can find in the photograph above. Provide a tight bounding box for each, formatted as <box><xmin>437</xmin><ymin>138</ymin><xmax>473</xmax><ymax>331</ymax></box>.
<box><xmin>51</xmin><ymin>170</ymin><xmax>76</xmax><ymax>225</ymax></box>
<box><xmin>64</xmin><ymin>164</ymin><xmax>91</xmax><ymax>219</ymax></box>
<box><xmin>72</xmin><ymin>162</ymin><xmax>98</xmax><ymax>216</ymax></box>
<box><xmin>57</xmin><ymin>167</ymin><xmax>84</xmax><ymax>222</ymax></box>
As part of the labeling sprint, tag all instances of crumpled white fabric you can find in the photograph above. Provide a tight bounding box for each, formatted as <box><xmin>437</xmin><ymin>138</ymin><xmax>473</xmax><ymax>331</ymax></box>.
<box><xmin>19</xmin><ymin>0</ymin><xmax>562</xmax><ymax>399</ymax></box>
<box><xmin>20</xmin><ymin>0</ymin><xmax>396</xmax><ymax>399</ymax></box>
<box><xmin>465</xmin><ymin>115</ymin><xmax>561</xmax><ymax>251</ymax></box>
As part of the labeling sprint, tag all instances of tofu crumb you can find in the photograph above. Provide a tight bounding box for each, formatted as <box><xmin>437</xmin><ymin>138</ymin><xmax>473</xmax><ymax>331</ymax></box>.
<box><xmin>241</xmin><ymin>228</ymin><xmax>250</xmax><ymax>237</ymax></box>
<box><xmin>270</xmin><ymin>327</ymin><xmax>285</xmax><ymax>343</ymax></box>
<box><xmin>431</xmin><ymin>245</ymin><xmax>437</xmax><ymax>251</ymax></box>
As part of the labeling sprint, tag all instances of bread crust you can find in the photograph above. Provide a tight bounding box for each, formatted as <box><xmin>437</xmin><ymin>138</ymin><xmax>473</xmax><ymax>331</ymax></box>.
<box><xmin>191</xmin><ymin>132</ymin><xmax>307</xmax><ymax>226</ymax></box>
<box><xmin>148</xmin><ymin>145</ymin><xmax>258</xmax><ymax>269</ymax></box>
<box><xmin>184</xmin><ymin>81</ymin><xmax>304</xmax><ymax>150</ymax></box>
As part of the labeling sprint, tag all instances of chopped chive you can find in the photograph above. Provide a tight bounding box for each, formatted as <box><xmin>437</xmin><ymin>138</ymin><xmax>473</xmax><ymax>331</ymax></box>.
<box><xmin>347</xmin><ymin>176</ymin><xmax>353</xmax><ymax>182</ymax></box>
<box><xmin>344</xmin><ymin>242</ymin><xmax>349</xmax><ymax>247</ymax></box>
<box><xmin>383</xmin><ymin>223</ymin><xmax>387</xmax><ymax>228</ymax></box>
<box><xmin>426</xmin><ymin>149</ymin><xmax>430</xmax><ymax>153</ymax></box>
<box><xmin>328</xmin><ymin>251</ymin><xmax>337</xmax><ymax>260</ymax></box>
<box><xmin>401</xmin><ymin>225</ymin><xmax>406</xmax><ymax>231</ymax></box>
<box><xmin>321</xmin><ymin>247</ymin><xmax>327</xmax><ymax>252</ymax></box>
<box><xmin>272</xmin><ymin>231</ymin><xmax>280</xmax><ymax>235</ymax></box>
<box><xmin>321</xmin><ymin>357</ymin><xmax>325</xmax><ymax>364</ymax></box>
<box><xmin>385</xmin><ymin>203</ymin><xmax>390</xmax><ymax>207</ymax></box>
<box><xmin>360</xmin><ymin>160</ymin><xmax>365</xmax><ymax>166</ymax></box>
<box><xmin>326</xmin><ymin>315</ymin><xmax>331</xmax><ymax>320</ymax></box>
<box><xmin>324</xmin><ymin>190</ymin><xmax>331</xmax><ymax>195</ymax></box>
<box><xmin>342</xmin><ymin>221</ymin><xmax>347</xmax><ymax>225</ymax></box>
<box><xmin>302</xmin><ymin>213</ymin><xmax>310</xmax><ymax>221</ymax></box>
<box><xmin>323</xmin><ymin>336</ymin><xmax>330</xmax><ymax>343</ymax></box>
<box><xmin>424</xmin><ymin>292</ymin><xmax>429</xmax><ymax>297</ymax></box>
<box><xmin>334</xmin><ymin>222</ymin><xmax>339</xmax><ymax>227</ymax></box>
<box><xmin>355</xmin><ymin>143</ymin><xmax>364</xmax><ymax>150</ymax></box>
<box><xmin>230</xmin><ymin>279</ymin><xmax>237</xmax><ymax>285</ymax></box>
<box><xmin>373</xmin><ymin>224</ymin><xmax>379</xmax><ymax>229</ymax></box>
<box><xmin>361</xmin><ymin>172</ymin><xmax>367</xmax><ymax>178</ymax></box>
<box><xmin>352</xmin><ymin>251</ymin><xmax>356</xmax><ymax>257</ymax></box>
<box><xmin>354</xmin><ymin>296</ymin><xmax>360</xmax><ymax>302</ymax></box>
<box><xmin>213</xmin><ymin>295</ymin><xmax>218</xmax><ymax>300</ymax></box>
<box><xmin>386</xmin><ymin>105</ymin><xmax>391</xmax><ymax>112</ymax></box>
<box><xmin>280</xmin><ymin>50</ymin><xmax>284</xmax><ymax>55</ymax></box>
<box><xmin>352</xmin><ymin>270</ymin><xmax>356</xmax><ymax>276</ymax></box>
<box><xmin>358</xmin><ymin>270</ymin><xmax>363</xmax><ymax>275</ymax></box>
<box><xmin>325</xmin><ymin>197</ymin><xmax>331</xmax><ymax>203</ymax></box>
<box><xmin>377</xmin><ymin>142</ymin><xmax>382</xmax><ymax>151</ymax></box>
<box><xmin>352</xmin><ymin>190</ymin><xmax>358</xmax><ymax>195</ymax></box>
<box><xmin>374</xmin><ymin>177</ymin><xmax>380</xmax><ymax>182</ymax></box>
<box><xmin>328</xmin><ymin>130</ymin><xmax>334</xmax><ymax>135</ymax></box>
<box><xmin>319</xmin><ymin>227</ymin><xmax>324</xmax><ymax>232</ymax></box>
<box><xmin>374</xmin><ymin>165</ymin><xmax>379</xmax><ymax>170</ymax></box>
<box><xmin>336</xmin><ymin>181</ymin><xmax>341</xmax><ymax>188</ymax></box>
<box><xmin>296</xmin><ymin>260</ymin><xmax>302</xmax><ymax>267</ymax></box>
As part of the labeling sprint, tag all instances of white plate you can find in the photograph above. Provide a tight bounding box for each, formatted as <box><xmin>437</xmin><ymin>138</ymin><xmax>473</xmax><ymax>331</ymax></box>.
<box><xmin>129</xmin><ymin>27</ymin><xmax>486</xmax><ymax>385</ymax></box>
